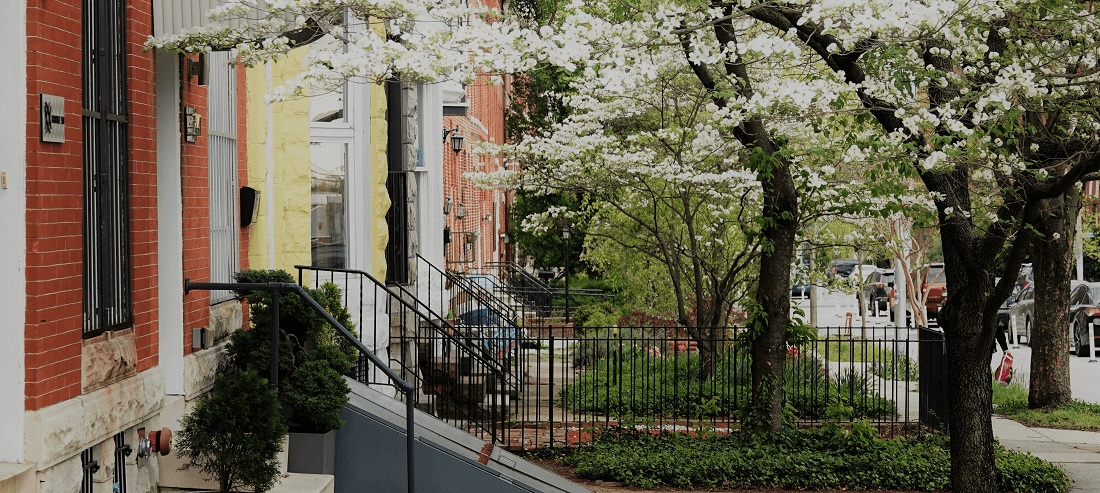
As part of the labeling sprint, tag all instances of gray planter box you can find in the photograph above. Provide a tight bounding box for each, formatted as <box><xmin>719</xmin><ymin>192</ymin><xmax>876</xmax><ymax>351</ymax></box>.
<box><xmin>287</xmin><ymin>430</ymin><xmax>336</xmax><ymax>475</ymax></box>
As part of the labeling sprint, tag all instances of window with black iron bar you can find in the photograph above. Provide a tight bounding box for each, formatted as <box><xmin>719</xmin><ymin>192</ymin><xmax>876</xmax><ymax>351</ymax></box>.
<box><xmin>207</xmin><ymin>51</ymin><xmax>240</xmax><ymax>303</ymax></box>
<box><xmin>82</xmin><ymin>0</ymin><xmax>131</xmax><ymax>337</ymax></box>
<box><xmin>81</xmin><ymin>447</ymin><xmax>98</xmax><ymax>493</ymax></box>
<box><xmin>113</xmin><ymin>432</ymin><xmax>130</xmax><ymax>493</ymax></box>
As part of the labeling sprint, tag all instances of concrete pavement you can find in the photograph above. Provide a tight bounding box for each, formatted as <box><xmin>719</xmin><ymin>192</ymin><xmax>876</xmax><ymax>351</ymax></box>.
<box><xmin>993</xmin><ymin>417</ymin><xmax>1100</xmax><ymax>493</ymax></box>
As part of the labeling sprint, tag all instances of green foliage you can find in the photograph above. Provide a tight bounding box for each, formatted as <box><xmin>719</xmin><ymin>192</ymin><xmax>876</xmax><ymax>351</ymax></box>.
<box><xmin>571</xmin><ymin>301</ymin><xmax>622</xmax><ymax>330</ymax></box>
<box><xmin>554</xmin><ymin>429</ymin><xmax>1069</xmax><ymax>492</ymax></box>
<box><xmin>509</xmin><ymin>190</ymin><xmax>591</xmax><ymax>271</ymax></box>
<box><xmin>175</xmin><ymin>370</ymin><xmax>287</xmax><ymax>493</ymax></box>
<box><xmin>993</xmin><ymin>380</ymin><xmax>1100</xmax><ymax>431</ymax></box>
<box><xmin>231</xmin><ymin>269</ymin><xmax>358</xmax><ymax>433</ymax></box>
<box><xmin>867</xmin><ymin>349</ymin><xmax>920</xmax><ymax>380</ymax></box>
<box><xmin>995</xmin><ymin>444</ymin><xmax>1073</xmax><ymax>493</ymax></box>
<box><xmin>559</xmin><ymin>344</ymin><xmax>896</xmax><ymax>420</ymax></box>
<box><xmin>283</xmin><ymin>345</ymin><xmax>354</xmax><ymax>433</ymax></box>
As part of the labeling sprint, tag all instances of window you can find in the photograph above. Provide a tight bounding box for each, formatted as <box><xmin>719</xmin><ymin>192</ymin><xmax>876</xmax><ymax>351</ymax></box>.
<box><xmin>385</xmin><ymin>171</ymin><xmax>409</xmax><ymax>284</ymax></box>
<box><xmin>113</xmin><ymin>432</ymin><xmax>129</xmax><ymax>493</ymax></box>
<box><xmin>207</xmin><ymin>52</ymin><xmax>240</xmax><ymax>303</ymax></box>
<box><xmin>311</xmin><ymin>142</ymin><xmax>347</xmax><ymax>268</ymax></box>
<box><xmin>82</xmin><ymin>0</ymin><xmax>131</xmax><ymax>336</ymax></box>
<box><xmin>80</xmin><ymin>447</ymin><xmax>98</xmax><ymax>493</ymax></box>
<box><xmin>385</xmin><ymin>80</ymin><xmax>409</xmax><ymax>284</ymax></box>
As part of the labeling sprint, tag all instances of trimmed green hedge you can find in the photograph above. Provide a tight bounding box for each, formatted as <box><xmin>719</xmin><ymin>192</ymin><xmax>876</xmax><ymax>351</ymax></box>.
<box><xmin>559</xmin><ymin>428</ymin><xmax>1070</xmax><ymax>492</ymax></box>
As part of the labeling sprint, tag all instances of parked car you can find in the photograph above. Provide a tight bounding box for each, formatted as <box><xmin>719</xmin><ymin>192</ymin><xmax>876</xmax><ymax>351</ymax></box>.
<box><xmin>922</xmin><ymin>263</ymin><xmax>947</xmax><ymax>321</ymax></box>
<box><xmin>996</xmin><ymin>285</ymin><xmax>1020</xmax><ymax>345</ymax></box>
<box><xmin>827</xmin><ymin>259</ymin><xmax>858</xmax><ymax>279</ymax></box>
<box><xmin>1017</xmin><ymin>263</ymin><xmax>1034</xmax><ymax>291</ymax></box>
<box><xmin>1010</xmin><ymin>281</ymin><xmax>1083</xmax><ymax>348</ymax></box>
<box><xmin>860</xmin><ymin>269</ymin><xmax>893</xmax><ymax>315</ymax></box>
<box><xmin>1009</xmin><ymin>285</ymin><xmax>1036</xmax><ymax>345</ymax></box>
<box><xmin>1069</xmin><ymin>282</ymin><xmax>1100</xmax><ymax>356</ymax></box>
<box><xmin>791</xmin><ymin>280</ymin><xmax>811</xmax><ymax>298</ymax></box>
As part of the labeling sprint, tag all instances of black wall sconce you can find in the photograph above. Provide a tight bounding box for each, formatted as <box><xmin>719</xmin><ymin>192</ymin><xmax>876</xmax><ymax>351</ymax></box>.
<box><xmin>443</xmin><ymin>126</ymin><xmax>464</xmax><ymax>153</ymax></box>
<box><xmin>186</xmin><ymin>53</ymin><xmax>207</xmax><ymax>85</ymax></box>
<box><xmin>240</xmin><ymin>186</ymin><xmax>261</xmax><ymax>227</ymax></box>
<box><xmin>444</xmin><ymin>197</ymin><xmax>453</xmax><ymax>215</ymax></box>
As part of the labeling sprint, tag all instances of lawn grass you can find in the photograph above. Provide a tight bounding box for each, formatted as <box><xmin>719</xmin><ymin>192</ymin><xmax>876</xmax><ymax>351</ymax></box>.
<box><xmin>993</xmin><ymin>380</ymin><xmax>1100</xmax><ymax>431</ymax></box>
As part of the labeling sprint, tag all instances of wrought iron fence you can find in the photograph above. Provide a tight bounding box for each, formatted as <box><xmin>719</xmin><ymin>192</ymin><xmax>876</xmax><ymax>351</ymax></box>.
<box><xmin>486</xmin><ymin>326</ymin><xmax>933</xmax><ymax>450</ymax></box>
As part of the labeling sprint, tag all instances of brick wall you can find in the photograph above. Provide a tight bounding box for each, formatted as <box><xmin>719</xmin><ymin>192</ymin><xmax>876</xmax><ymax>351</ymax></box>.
<box><xmin>22</xmin><ymin>0</ymin><xmax>250</xmax><ymax>411</ymax></box>
<box><xmin>24</xmin><ymin>0</ymin><xmax>158</xmax><ymax>411</ymax></box>
<box><xmin>442</xmin><ymin>5</ymin><xmax>508</xmax><ymax>271</ymax></box>
<box><xmin>180</xmin><ymin>53</ymin><xmax>211</xmax><ymax>354</ymax></box>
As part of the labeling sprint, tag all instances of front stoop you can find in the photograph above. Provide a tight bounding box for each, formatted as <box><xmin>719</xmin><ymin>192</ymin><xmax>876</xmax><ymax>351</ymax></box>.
<box><xmin>0</xmin><ymin>462</ymin><xmax>35</xmax><ymax>493</ymax></box>
<box><xmin>159</xmin><ymin>473</ymin><xmax>334</xmax><ymax>493</ymax></box>
<box><xmin>271</xmin><ymin>473</ymin><xmax>335</xmax><ymax>493</ymax></box>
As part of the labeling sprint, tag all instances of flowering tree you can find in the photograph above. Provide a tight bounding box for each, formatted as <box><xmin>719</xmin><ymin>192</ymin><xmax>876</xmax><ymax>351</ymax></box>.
<box><xmin>152</xmin><ymin>1</ymin><xmax>1100</xmax><ymax>490</ymax></box>
<box><xmin>481</xmin><ymin>55</ymin><xmax>770</xmax><ymax>380</ymax></box>
<box><xmin>733</xmin><ymin>2</ymin><xmax>1100</xmax><ymax>492</ymax></box>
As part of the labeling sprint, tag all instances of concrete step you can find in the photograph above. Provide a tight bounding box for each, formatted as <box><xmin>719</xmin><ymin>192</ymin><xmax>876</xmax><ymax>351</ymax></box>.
<box><xmin>161</xmin><ymin>473</ymin><xmax>333</xmax><ymax>493</ymax></box>
<box><xmin>337</xmin><ymin>378</ymin><xmax>589</xmax><ymax>493</ymax></box>
<box><xmin>0</xmin><ymin>462</ymin><xmax>35</xmax><ymax>493</ymax></box>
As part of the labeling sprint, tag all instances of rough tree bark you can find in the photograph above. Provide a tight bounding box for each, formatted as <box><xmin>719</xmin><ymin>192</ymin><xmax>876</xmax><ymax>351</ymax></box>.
<box><xmin>1029</xmin><ymin>187</ymin><xmax>1079</xmax><ymax>409</ymax></box>
<box><xmin>678</xmin><ymin>9</ymin><xmax>798</xmax><ymax>431</ymax></box>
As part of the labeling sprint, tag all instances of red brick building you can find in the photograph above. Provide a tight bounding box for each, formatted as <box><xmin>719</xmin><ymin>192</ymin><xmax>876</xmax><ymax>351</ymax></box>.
<box><xmin>2</xmin><ymin>1</ymin><xmax>251</xmax><ymax>491</ymax></box>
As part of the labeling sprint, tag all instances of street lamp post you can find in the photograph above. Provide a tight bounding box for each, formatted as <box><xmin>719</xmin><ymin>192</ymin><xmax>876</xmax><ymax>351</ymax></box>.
<box><xmin>563</xmin><ymin>225</ymin><xmax>570</xmax><ymax>324</ymax></box>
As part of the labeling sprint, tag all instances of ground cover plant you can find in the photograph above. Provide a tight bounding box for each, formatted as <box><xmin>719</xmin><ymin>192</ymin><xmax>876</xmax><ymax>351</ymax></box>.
<box><xmin>560</xmin><ymin>340</ymin><xmax>896</xmax><ymax>420</ymax></box>
<box><xmin>994</xmin><ymin>381</ymin><xmax>1100</xmax><ymax>432</ymax></box>
<box><xmin>555</xmin><ymin>427</ymin><xmax>1070</xmax><ymax>492</ymax></box>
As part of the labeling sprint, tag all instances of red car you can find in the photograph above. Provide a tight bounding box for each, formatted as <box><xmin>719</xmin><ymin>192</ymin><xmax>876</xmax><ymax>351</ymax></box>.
<box><xmin>923</xmin><ymin>263</ymin><xmax>947</xmax><ymax>320</ymax></box>
<box><xmin>888</xmin><ymin>263</ymin><xmax>947</xmax><ymax>325</ymax></box>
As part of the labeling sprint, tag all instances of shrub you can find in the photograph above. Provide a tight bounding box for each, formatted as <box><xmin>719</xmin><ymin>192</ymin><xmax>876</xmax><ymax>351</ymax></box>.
<box><xmin>175</xmin><ymin>370</ymin><xmax>287</xmax><ymax>493</ymax></box>
<box><xmin>556</xmin><ymin>429</ymin><xmax>1069</xmax><ymax>492</ymax></box>
<box><xmin>572</xmin><ymin>301</ymin><xmax>622</xmax><ymax>331</ymax></box>
<box><xmin>231</xmin><ymin>269</ymin><xmax>358</xmax><ymax>434</ymax></box>
<box><xmin>559</xmin><ymin>343</ymin><xmax>896</xmax><ymax>420</ymax></box>
<box><xmin>283</xmin><ymin>345</ymin><xmax>353</xmax><ymax>433</ymax></box>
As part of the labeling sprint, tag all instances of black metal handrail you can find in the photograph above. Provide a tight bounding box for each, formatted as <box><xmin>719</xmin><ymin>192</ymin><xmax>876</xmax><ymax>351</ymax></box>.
<box><xmin>482</xmin><ymin>261</ymin><xmax>555</xmax><ymax>316</ymax></box>
<box><xmin>184</xmin><ymin>279</ymin><xmax>417</xmax><ymax>493</ymax></box>
<box><xmin>418</xmin><ymin>255</ymin><xmax>522</xmax><ymax>328</ymax></box>
<box><xmin>295</xmin><ymin>265</ymin><xmax>516</xmax><ymax>444</ymax></box>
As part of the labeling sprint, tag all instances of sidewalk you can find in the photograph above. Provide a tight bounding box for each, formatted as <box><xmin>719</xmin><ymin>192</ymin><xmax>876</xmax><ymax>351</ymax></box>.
<box><xmin>993</xmin><ymin>417</ymin><xmax>1100</xmax><ymax>493</ymax></box>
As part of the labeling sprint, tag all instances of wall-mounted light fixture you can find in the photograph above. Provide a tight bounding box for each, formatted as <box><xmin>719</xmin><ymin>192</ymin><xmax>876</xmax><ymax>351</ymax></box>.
<box><xmin>240</xmin><ymin>186</ymin><xmax>261</xmax><ymax>227</ymax></box>
<box><xmin>444</xmin><ymin>197</ymin><xmax>453</xmax><ymax>215</ymax></box>
<box><xmin>443</xmin><ymin>126</ymin><xmax>464</xmax><ymax>153</ymax></box>
<box><xmin>454</xmin><ymin>203</ymin><xmax>466</xmax><ymax>219</ymax></box>
<box><xmin>186</xmin><ymin>53</ymin><xmax>207</xmax><ymax>85</ymax></box>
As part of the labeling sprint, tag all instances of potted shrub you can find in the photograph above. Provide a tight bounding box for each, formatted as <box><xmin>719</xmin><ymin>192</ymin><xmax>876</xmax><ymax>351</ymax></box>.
<box><xmin>228</xmin><ymin>269</ymin><xmax>357</xmax><ymax>474</ymax></box>
<box><xmin>175</xmin><ymin>368</ymin><xmax>288</xmax><ymax>493</ymax></box>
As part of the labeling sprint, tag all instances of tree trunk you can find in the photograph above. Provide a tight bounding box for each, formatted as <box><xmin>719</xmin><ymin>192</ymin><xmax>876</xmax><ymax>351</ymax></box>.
<box><xmin>1029</xmin><ymin>190</ymin><xmax>1078</xmax><ymax>408</ymax></box>
<box><xmin>944</xmin><ymin>311</ymin><xmax>999</xmax><ymax>493</ymax></box>
<box><xmin>938</xmin><ymin>213</ymin><xmax>1000</xmax><ymax>493</ymax></box>
<box><xmin>749</xmin><ymin>161</ymin><xmax>798</xmax><ymax>432</ymax></box>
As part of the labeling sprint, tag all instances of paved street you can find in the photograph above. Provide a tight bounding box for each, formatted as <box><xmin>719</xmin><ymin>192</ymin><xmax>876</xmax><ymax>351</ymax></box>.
<box><xmin>795</xmin><ymin>286</ymin><xmax>1100</xmax><ymax>405</ymax></box>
